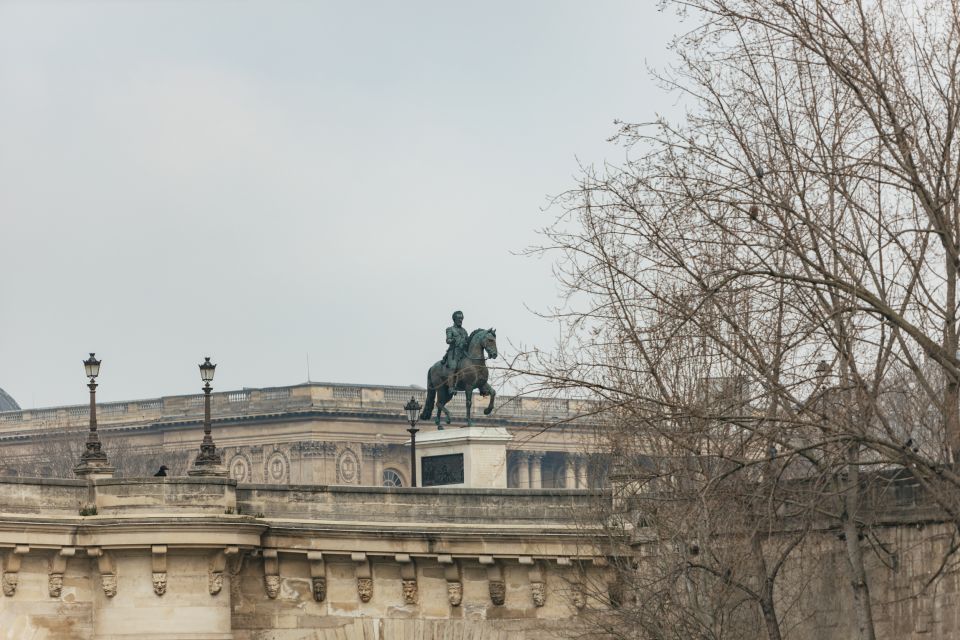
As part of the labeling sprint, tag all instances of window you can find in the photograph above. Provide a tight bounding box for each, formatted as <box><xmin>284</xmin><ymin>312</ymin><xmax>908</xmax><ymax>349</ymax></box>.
<box><xmin>382</xmin><ymin>468</ymin><xmax>404</xmax><ymax>487</ymax></box>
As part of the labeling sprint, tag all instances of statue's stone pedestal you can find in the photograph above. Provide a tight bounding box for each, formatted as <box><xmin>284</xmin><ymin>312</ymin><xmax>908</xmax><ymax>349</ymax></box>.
<box><xmin>413</xmin><ymin>426</ymin><xmax>512</xmax><ymax>488</ymax></box>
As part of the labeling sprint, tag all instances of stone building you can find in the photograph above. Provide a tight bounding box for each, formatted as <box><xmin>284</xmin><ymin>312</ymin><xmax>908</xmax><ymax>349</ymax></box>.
<box><xmin>0</xmin><ymin>382</ymin><xmax>605</xmax><ymax>489</ymax></box>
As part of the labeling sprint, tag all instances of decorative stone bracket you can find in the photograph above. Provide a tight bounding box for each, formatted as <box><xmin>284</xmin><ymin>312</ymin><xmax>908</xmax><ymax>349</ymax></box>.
<box><xmin>263</xmin><ymin>549</ymin><xmax>280</xmax><ymax>599</ymax></box>
<box><xmin>208</xmin><ymin>546</ymin><xmax>237</xmax><ymax>596</ymax></box>
<box><xmin>48</xmin><ymin>547</ymin><xmax>75</xmax><ymax>598</ymax></box>
<box><xmin>152</xmin><ymin>546</ymin><xmax>167</xmax><ymax>596</ymax></box>
<box><xmin>88</xmin><ymin>548</ymin><xmax>117</xmax><ymax>597</ymax></box>
<box><xmin>308</xmin><ymin>552</ymin><xmax>326</xmax><ymax>602</ymax></box>
<box><xmin>439</xmin><ymin>555</ymin><xmax>462</xmax><ymax>607</ymax></box>
<box><xmin>353</xmin><ymin>552</ymin><xmax>372</xmax><ymax>602</ymax></box>
<box><xmin>396</xmin><ymin>554</ymin><xmax>417</xmax><ymax>604</ymax></box>
<box><xmin>480</xmin><ymin>556</ymin><xmax>505</xmax><ymax>606</ymax></box>
<box><xmin>2</xmin><ymin>545</ymin><xmax>29</xmax><ymax>597</ymax></box>
<box><xmin>521</xmin><ymin>557</ymin><xmax>546</xmax><ymax>607</ymax></box>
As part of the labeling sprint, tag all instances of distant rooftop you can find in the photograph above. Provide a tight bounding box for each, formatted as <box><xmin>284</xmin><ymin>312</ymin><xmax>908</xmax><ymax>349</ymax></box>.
<box><xmin>0</xmin><ymin>388</ymin><xmax>19</xmax><ymax>412</ymax></box>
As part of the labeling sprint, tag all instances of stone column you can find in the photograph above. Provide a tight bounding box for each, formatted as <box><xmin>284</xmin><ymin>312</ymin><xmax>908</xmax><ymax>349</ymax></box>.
<box><xmin>530</xmin><ymin>452</ymin><xmax>544</xmax><ymax>489</ymax></box>
<box><xmin>564</xmin><ymin>454</ymin><xmax>576</xmax><ymax>489</ymax></box>
<box><xmin>515</xmin><ymin>452</ymin><xmax>530</xmax><ymax>489</ymax></box>
<box><xmin>576</xmin><ymin>456</ymin><xmax>589</xmax><ymax>488</ymax></box>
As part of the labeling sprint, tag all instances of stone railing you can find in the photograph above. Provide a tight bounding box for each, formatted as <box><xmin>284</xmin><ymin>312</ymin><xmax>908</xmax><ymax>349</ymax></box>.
<box><xmin>0</xmin><ymin>382</ymin><xmax>599</xmax><ymax>436</ymax></box>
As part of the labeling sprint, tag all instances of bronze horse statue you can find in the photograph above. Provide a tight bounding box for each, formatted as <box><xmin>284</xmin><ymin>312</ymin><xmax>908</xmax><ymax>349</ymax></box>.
<box><xmin>421</xmin><ymin>328</ymin><xmax>497</xmax><ymax>427</ymax></box>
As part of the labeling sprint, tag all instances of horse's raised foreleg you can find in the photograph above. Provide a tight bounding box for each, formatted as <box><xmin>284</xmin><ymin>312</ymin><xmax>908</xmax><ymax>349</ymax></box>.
<box><xmin>465</xmin><ymin>388</ymin><xmax>473</xmax><ymax>428</ymax></box>
<box><xmin>481</xmin><ymin>382</ymin><xmax>496</xmax><ymax>415</ymax></box>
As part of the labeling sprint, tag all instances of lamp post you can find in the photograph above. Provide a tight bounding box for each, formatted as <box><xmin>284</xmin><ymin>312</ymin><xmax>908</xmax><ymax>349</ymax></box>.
<box><xmin>188</xmin><ymin>357</ymin><xmax>227</xmax><ymax>476</ymax></box>
<box><xmin>74</xmin><ymin>353</ymin><xmax>115</xmax><ymax>478</ymax></box>
<box><xmin>404</xmin><ymin>396</ymin><xmax>421</xmax><ymax>487</ymax></box>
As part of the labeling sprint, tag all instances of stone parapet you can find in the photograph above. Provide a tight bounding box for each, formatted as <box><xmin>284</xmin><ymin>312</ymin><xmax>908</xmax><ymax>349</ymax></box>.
<box><xmin>0</xmin><ymin>476</ymin><xmax>606</xmax><ymax>639</ymax></box>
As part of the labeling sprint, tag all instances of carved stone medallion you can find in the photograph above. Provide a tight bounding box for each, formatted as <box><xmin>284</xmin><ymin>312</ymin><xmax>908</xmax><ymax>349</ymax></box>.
<box><xmin>229</xmin><ymin>454</ymin><xmax>251</xmax><ymax>483</ymax></box>
<box><xmin>265</xmin><ymin>451</ymin><xmax>288</xmax><ymax>484</ymax></box>
<box><xmin>208</xmin><ymin>572</ymin><xmax>223</xmax><ymax>596</ymax></box>
<box><xmin>264</xmin><ymin>575</ymin><xmax>281</xmax><ymax>599</ymax></box>
<box><xmin>2</xmin><ymin>572</ymin><xmax>17</xmax><ymax>597</ymax></box>
<box><xmin>152</xmin><ymin>572</ymin><xmax>167</xmax><ymax>596</ymax></box>
<box><xmin>48</xmin><ymin>574</ymin><xmax>64</xmax><ymax>598</ymax></box>
<box><xmin>357</xmin><ymin>577</ymin><xmax>373</xmax><ymax>602</ymax></box>
<box><xmin>101</xmin><ymin>573</ymin><xmax>117</xmax><ymax>598</ymax></box>
<box><xmin>531</xmin><ymin>581</ymin><xmax>546</xmax><ymax>607</ymax></box>
<box><xmin>337</xmin><ymin>448</ymin><xmax>360</xmax><ymax>484</ymax></box>
<box><xmin>311</xmin><ymin>576</ymin><xmax>326</xmax><ymax>602</ymax></box>
<box><xmin>402</xmin><ymin>578</ymin><xmax>418</xmax><ymax>604</ymax></box>
<box><xmin>447</xmin><ymin>581</ymin><xmax>463</xmax><ymax>606</ymax></box>
<box><xmin>489</xmin><ymin>580</ymin><xmax>506</xmax><ymax>606</ymax></box>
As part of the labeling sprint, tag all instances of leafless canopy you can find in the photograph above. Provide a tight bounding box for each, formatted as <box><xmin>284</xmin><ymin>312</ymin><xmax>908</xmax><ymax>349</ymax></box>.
<box><xmin>524</xmin><ymin>1</ymin><xmax>960</xmax><ymax>638</ymax></box>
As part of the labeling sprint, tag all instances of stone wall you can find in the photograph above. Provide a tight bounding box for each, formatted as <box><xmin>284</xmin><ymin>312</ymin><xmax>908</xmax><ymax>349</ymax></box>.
<box><xmin>0</xmin><ymin>477</ymin><xmax>606</xmax><ymax>640</ymax></box>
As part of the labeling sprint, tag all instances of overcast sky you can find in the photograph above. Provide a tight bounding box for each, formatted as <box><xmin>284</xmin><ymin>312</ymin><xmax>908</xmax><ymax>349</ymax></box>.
<box><xmin>0</xmin><ymin>1</ymin><xmax>682</xmax><ymax>408</ymax></box>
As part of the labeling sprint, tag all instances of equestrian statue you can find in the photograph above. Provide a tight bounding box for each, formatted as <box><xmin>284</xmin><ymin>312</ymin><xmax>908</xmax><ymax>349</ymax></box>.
<box><xmin>420</xmin><ymin>310</ymin><xmax>497</xmax><ymax>427</ymax></box>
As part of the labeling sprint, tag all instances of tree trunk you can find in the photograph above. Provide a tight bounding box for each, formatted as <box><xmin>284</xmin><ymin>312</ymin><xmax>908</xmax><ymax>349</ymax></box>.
<box><xmin>751</xmin><ymin>532</ymin><xmax>783</xmax><ymax>640</ymax></box>
<box><xmin>841</xmin><ymin>446</ymin><xmax>877</xmax><ymax>640</ymax></box>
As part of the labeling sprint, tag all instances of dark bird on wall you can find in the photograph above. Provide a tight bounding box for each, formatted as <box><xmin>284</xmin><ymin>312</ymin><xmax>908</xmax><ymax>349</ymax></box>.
<box><xmin>154</xmin><ymin>465</ymin><xmax>169</xmax><ymax>477</ymax></box>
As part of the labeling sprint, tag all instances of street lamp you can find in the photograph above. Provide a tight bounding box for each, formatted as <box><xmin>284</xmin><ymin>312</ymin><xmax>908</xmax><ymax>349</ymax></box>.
<box><xmin>74</xmin><ymin>353</ymin><xmax>114</xmax><ymax>478</ymax></box>
<box><xmin>188</xmin><ymin>357</ymin><xmax>226</xmax><ymax>476</ymax></box>
<box><xmin>404</xmin><ymin>396</ymin><xmax>421</xmax><ymax>487</ymax></box>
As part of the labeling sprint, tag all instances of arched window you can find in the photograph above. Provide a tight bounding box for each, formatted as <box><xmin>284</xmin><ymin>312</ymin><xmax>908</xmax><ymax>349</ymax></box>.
<box><xmin>382</xmin><ymin>468</ymin><xmax>404</xmax><ymax>487</ymax></box>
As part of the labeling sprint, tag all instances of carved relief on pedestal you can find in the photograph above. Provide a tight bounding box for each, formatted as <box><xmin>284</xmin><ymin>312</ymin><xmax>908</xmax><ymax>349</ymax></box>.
<box><xmin>447</xmin><ymin>581</ymin><xmax>463</xmax><ymax>606</ymax></box>
<box><xmin>357</xmin><ymin>577</ymin><xmax>373</xmax><ymax>602</ymax></box>
<box><xmin>1</xmin><ymin>572</ymin><xmax>17</xmax><ymax>597</ymax></box>
<box><xmin>48</xmin><ymin>574</ymin><xmax>64</xmax><ymax>598</ymax></box>
<box><xmin>312</xmin><ymin>576</ymin><xmax>326</xmax><ymax>602</ymax></box>
<box><xmin>402</xmin><ymin>578</ymin><xmax>418</xmax><ymax>604</ymax></box>
<box><xmin>489</xmin><ymin>580</ymin><xmax>506</xmax><ymax>606</ymax></box>
<box><xmin>264</xmin><ymin>575</ymin><xmax>281</xmax><ymax>599</ymax></box>
<box><xmin>531</xmin><ymin>581</ymin><xmax>546</xmax><ymax>607</ymax></box>
<box><xmin>101</xmin><ymin>574</ymin><xmax>117</xmax><ymax>598</ymax></box>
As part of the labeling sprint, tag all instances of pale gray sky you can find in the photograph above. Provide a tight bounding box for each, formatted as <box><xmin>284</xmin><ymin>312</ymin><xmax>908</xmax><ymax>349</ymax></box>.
<box><xmin>0</xmin><ymin>1</ymin><xmax>681</xmax><ymax>407</ymax></box>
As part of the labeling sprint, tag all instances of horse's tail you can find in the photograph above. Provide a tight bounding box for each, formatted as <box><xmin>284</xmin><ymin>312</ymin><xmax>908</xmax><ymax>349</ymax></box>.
<box><xmin>421</xmin><ymin>374</ymin><xmax>436</xmax><ymax>421</ymax></box>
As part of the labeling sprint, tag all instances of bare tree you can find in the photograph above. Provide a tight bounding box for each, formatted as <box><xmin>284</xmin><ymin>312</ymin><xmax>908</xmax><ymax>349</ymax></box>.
<box><xmin>518</xmin><ymin>1</ymin><xmax>960</xmax><ymax>638</ymax></box>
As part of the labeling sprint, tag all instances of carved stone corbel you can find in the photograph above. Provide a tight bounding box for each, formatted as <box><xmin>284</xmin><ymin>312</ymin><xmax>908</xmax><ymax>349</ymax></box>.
<box><xmin>208</xmin><ymin>546</ymin><xmax>236</xmax><ymax>596</ymax></box>
<box><xmin>396</xmin><ymin>554</ymin><xmax>417</xmax><ymax>604</ymax></box>
<box><xmin>150</xmin><ymin>546</ymin><xmax>168</xmax><ymax>596</ymax></box>
<box><xmin>308</xmin><ymin>551</ymin><xmax>326</xmax><ymax>602</ymax></box>
<box><xmin>89</xmin><ymin>548</ymin><xmax>117</xmax><ymax>598</ymax></box>
<box><xmin>352</xmin><ymin>552</ymin><xmax>372</xmax><ymax>602</ymax></box>
<box><xmin>263</xmin><ymin>549</ymin><xmax>280</xmax><ymax>599</ymax></box>
<box><xmin>439</xmin><ymin>555</ymin><xmax>462</xmax><ymax>606</ymax></box>
<box><xmin>2</xmin><ymin>545</ymin><xmax>28</xmax><ymax>597</ymax></box>
<box><xmin>526</xmin><ymin>559</ymin><xmax>546</xmax><ymax>607</ymax></box>
<box><xmin>48</xmin><ymin>547</ymin><xmax>75</xmax><ymax>598</ymax></box>
<box><xmin>481</xmin><ymin>556</ymin><xmax>505</xmax><ymax>606</ymax></box>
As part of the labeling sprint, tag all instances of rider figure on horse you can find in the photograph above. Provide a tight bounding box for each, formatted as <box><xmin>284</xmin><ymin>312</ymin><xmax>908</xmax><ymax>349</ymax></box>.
<box><xmin>443</xmin><ymin>310</ymin><xmax>468</xmax><ymax>395</ymax></box>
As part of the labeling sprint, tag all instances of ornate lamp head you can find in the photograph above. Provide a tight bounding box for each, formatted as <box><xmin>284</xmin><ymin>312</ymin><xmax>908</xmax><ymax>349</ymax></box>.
<box><xmin>404</xmin><ymin>396</ymin><xmax>421</xmax><ymax>428</ymax></box>
<box><xmin>83</xmin><ymin>353</ymin><xmax>101</xmax><ymax>380</ymax></box>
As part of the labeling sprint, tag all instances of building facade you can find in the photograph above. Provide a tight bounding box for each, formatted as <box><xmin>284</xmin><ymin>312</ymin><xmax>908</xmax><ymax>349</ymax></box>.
<box><xmin>0</xmin><ymin>383</ymin><xmax>604</xmax><ymax>489</ymax></box>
